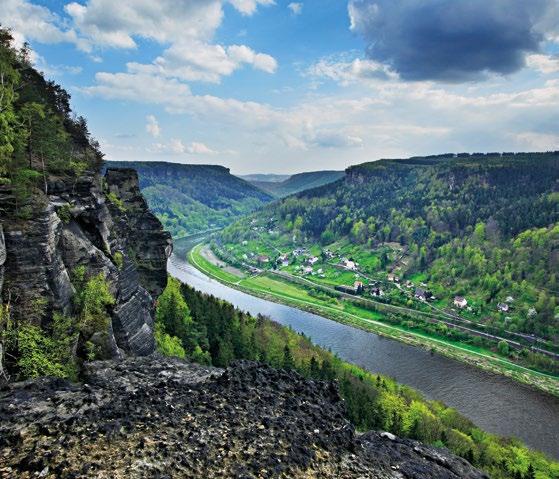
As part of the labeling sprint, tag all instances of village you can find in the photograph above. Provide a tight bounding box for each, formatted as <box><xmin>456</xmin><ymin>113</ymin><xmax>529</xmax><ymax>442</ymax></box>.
<box><xmin>209</xmin><ymin>213</ymin><xmax>559</xmax><ymax>362</ymax></box>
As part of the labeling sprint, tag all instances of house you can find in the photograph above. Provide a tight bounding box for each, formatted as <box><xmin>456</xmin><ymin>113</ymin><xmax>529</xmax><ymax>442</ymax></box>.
<box><xmin>303</xmin><ymin>266</ymin><xmax>313</xmax><ymax>274</ymax></box>
<box><xmin>324</xmin><ymin>250</ymin><xmax>335</xmax><ymax>259</ymax></box>
<box><xmin>277</xmin><ymin>253</ymin><xmax>289</xmax><ymax>263</ymax></box>
<box><xmin>371</xmin><ymin>287</ymin><xmax>384</xmax><ymax>297</ymax></box>
<box><xmin>307</xmin><ymin>256</ymin><xmax>319</xmax><ymax>265</ymax></box>
<box><xmin>527</xmin><ymin>308</ymin><xmax>537</xmax><ymax>318</ymax></box>
<box><xmin>343</xmin><ymin>259</ymin><xmax>357</xmax><ymax>271</ymax></box>
<box><xmin>256</xmin><ymin>255</ymin><xmax>269</xmax><ymax>264</ymax></box>
<box><xmin>354</xmin><ymin>281</ymin><xmax>364</xmax><ymax>294</ymax></box>
<box><xmin>497</xmin><ymin>303</ymin><xmax>509</xmax><ymax>313</ymax></box>
<box><xmin>242</xmin><ymin>240</ymin><xmax>248</xmax><ymax>246</ymax></box>
<box><xmin>293</xmin><ymin>248</ymin><xmax>306</xmax><ymax>256</ymax></box>
<box><xmin>281</xmin><ymin>260</ymin><xmax>290</xmax><ymax>267</ymax></box>
<box><xmin>454</xmin><ymin>296</ymin><xmax>468</xmax><ymax>309</ymax></box>
<box><xmin>415</xmin><ymin>288</ymin><xmax>433</xmax><ymax>301</ymax></box>
<box><xmin>317</xmin><ymin>268</ymin><xmax>323</xmax><ymax>274</ymax></box>
<box><xmin>387</xmin><ymin>273</ymin><xmax>400</xmax><ymax>283</ymax></box>
<box><xmin>505</xmin><ymin>296</ymin><xmax>514</xmax><ymax>303</ymax></box>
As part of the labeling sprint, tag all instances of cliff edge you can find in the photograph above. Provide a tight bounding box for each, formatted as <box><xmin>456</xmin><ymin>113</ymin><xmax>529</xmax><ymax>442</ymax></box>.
<box><xmin>0</xmin><ymin>168</ymin><xmax>172</xmax><ymax>363</ymax></box>
<box><xmin>0</xmin><ymin>357</ymin><xmax>487</xmax><ymax>479</ymax></box>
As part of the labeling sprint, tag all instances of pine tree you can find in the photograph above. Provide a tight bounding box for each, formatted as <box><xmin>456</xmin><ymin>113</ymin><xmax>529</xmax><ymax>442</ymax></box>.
<box><xmin>282</xmin><ymin>344</ymin><xmax>295</xmax><ymax>370</ymax></box>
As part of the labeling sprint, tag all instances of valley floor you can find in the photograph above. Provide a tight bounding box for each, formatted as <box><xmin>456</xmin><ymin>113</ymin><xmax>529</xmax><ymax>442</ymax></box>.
<box><xmin>189</xmin><ymin>243</ymin><xmax>559</xmax><ymax>398</ymax></box>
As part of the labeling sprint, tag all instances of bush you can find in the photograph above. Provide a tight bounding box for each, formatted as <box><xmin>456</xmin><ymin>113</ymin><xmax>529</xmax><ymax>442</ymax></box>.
<box><xmin>16</xmin><ymin>314</ymin><xmax>77</xmax><ymax>380</ymax></box>
<box><xmin>154</xmin><ymin>322</ymin><xmax>186</xmax><ymax>358</ymax></box>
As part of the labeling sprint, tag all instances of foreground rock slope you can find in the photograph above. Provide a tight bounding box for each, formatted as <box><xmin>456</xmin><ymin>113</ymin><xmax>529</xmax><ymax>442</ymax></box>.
<box><xmin>0</xmin><ymin>357</ymin><xmax>487</xmax><ymax>479</ymax></box>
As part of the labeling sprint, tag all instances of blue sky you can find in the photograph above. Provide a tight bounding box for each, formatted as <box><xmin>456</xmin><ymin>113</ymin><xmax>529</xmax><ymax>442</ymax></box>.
<box><xmin>2</xmin><ymin>0</ymin><xmax>559</xmax><ymax>174</ymax></box>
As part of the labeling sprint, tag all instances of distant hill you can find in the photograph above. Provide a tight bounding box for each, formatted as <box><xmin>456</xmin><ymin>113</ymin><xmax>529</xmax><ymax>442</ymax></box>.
<box><xmin>245</xmin><ymin>170</ymin><xmax>345</xmax><ymax>197</ymax></box>
<box><xmin>239</xmin><ymin>173</ymin><xmax>290</xmax><ymax>183</ymax></box>
<box><xmin>105</xmin><ymin>161</ymin><xmax>274</xmax><ymax>238</ymax></box>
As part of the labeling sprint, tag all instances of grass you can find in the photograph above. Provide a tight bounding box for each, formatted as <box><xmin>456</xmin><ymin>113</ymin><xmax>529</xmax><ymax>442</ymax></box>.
<box><xmin>189</xmin><ymin>243</ymin><xmax>559</xmax><ymax>396</ymax></box>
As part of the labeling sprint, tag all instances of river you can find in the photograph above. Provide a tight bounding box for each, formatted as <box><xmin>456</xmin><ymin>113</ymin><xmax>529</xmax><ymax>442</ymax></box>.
<box><xmin>168</xmin><ymin>252</ymin><xmax>559</xmax><ymax>460</ymax></box>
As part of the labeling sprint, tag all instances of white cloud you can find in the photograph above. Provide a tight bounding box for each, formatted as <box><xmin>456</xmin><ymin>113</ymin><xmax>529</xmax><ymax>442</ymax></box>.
<box><xmin>0</xmin><ymin>0</ymin><xmax>86</xmax><ymax>50</ymax></box>
<box><xmin>307</xmin><ymin>55</ymin><xmax>397</xmax><ymax>84</ymax></box>
<box><xmin>152</xmin><ymin>139</ymin><xmax>217</xmax><ymax>155</ymax></box>
<box><xmin>187</xmin><ymin>142</ymin><xmax>218</xmax><ymax>155</ymax></box>
<box><xmin>288</xmin><ymin>3</ymin><xmax>303</xmax><ymax>15</ymax></box>
<box><xmin>133</xmin><ymin>42</ymin><xmax>277</xmax><ymax>84</ymax></box>
<box><xmin>228</xmin><ymin>0</ymin><xmax>275</xmax><ymax>16</ymax></box>
<box><xmin>514</xmin><ymin>132</ymin><xmax>559</xmax><ymax>151</ymax></box>
<box><xmin>145</xmin><ymin>115</ymin><xmax>161</xmax><ymax>138</ymax></box>
<box><xmin>527</xmin><ymin>54</ymin><xmax>559</xmax><ymax>74</ymax></box>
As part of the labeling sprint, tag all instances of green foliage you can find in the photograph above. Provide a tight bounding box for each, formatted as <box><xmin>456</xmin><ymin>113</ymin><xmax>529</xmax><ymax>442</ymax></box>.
<box><xmin>154</xmin><ymin>322</ymin><xmax>186</xmax><ymax>359</ymax></box>
<box><xmin>105</xmin><ymin>191</ymin><xmax>126</xmax><ymax>212</ymax></box>
<box><xmin>16</xmin><ymin>314</ymin><xmax>77</xmax><ymax>380</ymax></box>
<box><xmin>73</xmin><ymin>267</ymin><xmax>115</xmax><ymax>340</ymax></box>
<box><xmin>57</xmin><ymin>203</ymin><xmax>72</xmax><ymax>224</ymax></box>
<box><xmin>0</xmin><ymin>27</ymin><xmax>103</xmax><ymax>216</ymax></box>
<box><xmin>113</xmin><ymin>251</ymin><xmax>124</xmax><ymax>270</ymax></box>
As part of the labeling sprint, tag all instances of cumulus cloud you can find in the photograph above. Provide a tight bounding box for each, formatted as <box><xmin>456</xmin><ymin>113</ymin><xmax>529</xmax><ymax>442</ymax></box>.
<box><xmin>348</xmin><ymin>0</ymin><xmax>559</xmax><ymax>82</ymax></box>
<box><xmin>307</xmin><ymin>54</ymin><xmax>397</xmax><ymax>84</ymax></box>
<box><xmin>2</xmin><ymin>0</ymin><xmax>276</xmax><ymax>83</ymax></box>
<box><xmin>527</xmin><ymin>54</ymin><xmax>559</xmax><ymax>74</ymax></box>
<box><xmin>228</xmin><ymin>0</ymin><xmax>275</xmax><ymax>16</ymax></box>
<box><xmin>288</xmin><ymin>3</ymin><xmax>303</xmax><ymax>15</ymax></box>
<box><xmin>0</xmin><ymin>0</ymin><xmax>87</xmax><ymax>50</ymax></box>
<box><xmin>152</xmin><ymin>139</ymin><xmax>217</xmax><ymax>155</ymax></box>
<box><xmin>63</xmin><ymin>0</ymin><xmax>274</xmax><ymax>48</ymax></box>
<box><xmin>145</xmin><ymin>115</ymin><xmax>161</xmax><ymax>138</ymax></box>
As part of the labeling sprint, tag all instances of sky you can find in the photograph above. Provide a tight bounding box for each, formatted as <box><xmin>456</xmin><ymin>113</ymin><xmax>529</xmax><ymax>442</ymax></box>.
<box><xmin>1</xmin><ymin>0</ymin><xmax>559</xmax><ymax>174</ymax></box>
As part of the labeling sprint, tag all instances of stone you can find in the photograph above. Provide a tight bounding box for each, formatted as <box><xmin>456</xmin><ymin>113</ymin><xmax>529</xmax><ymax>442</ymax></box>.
<box><xmin>0</xmin><ymin>170</ymin><xmax>171</xmax><ymax>358</ymax></box>
<box><xmin>0</xmin><ymin>357</ymin><xmax>488</xmax><ymax>479</ymax></box>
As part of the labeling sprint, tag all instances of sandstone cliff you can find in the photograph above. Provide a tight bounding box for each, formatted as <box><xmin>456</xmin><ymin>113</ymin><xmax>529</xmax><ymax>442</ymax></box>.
<box><xmin>0</xmin><ymin>357</ymin><xmax>487</xmax><ymax>478</ymax></box>
<box><xmin>0</xmin><ymin>168</ymin><xmax>171</xmax><ymax>361</ymax></box>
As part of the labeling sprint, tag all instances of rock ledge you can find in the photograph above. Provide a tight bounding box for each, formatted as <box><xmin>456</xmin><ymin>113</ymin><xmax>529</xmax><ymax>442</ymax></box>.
<box><xmin>0</xmin><ymin>357</ymin><xmax>487</xmax><ymax>479</ymax></box>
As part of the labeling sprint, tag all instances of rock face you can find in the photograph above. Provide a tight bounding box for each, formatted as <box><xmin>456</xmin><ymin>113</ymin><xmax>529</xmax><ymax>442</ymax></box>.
<box><xmin>0</xmin><ymin>357</ymin><xmax>488</xmax><ymax>479</ymax></box>
<box><xmin>0</xmin><ymin>169</ymin><xmax>172</xmax><ymax>359</ymax></box>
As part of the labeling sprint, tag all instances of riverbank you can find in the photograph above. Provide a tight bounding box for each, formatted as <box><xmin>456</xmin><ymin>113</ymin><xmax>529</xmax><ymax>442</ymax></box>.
<box><xmin>188</xmin><ymin>243</ymin><xmax>559</xmax><ymax>398</ymax></box>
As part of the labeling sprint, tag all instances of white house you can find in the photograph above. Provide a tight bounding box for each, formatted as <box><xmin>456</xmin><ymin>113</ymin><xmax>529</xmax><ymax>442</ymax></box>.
<box><xmin>344</xmin><ymin>260</ymin><xmax>357</xmax><ymax>271</ymax></box>
<box><xmin>453</xmin><ymin>296</ymin><xmax>468</xmax><ymax>309</ymax></box>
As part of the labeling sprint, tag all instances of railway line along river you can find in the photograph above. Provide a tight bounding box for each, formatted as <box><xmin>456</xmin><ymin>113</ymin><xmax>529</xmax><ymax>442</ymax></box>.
<box><xmin>169</xmin><ymin>251</ymin><xmax>559</xmax><ymax>460</ymax></box>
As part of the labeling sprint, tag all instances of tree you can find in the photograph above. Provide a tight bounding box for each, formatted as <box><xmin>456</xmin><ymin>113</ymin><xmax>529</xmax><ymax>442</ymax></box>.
<box><xmin>283</xmin><ymin>344</ymin><xmax>295</xmax><ymax>370</ymax></box>
<box><xmin>156</xmin><ymin>277</ymin><xmax>192</xmax><ymax>345</ymax></box>
<box><xmin>497</xmin><ymin>340</ymin><xmax>509</xmax><ymax>356</ymax></box>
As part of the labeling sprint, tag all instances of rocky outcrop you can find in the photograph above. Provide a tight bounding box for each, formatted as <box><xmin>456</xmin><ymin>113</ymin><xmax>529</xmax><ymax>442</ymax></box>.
<box><xmin>0</xmin><ymin>357</ymin><xmax>487</xmax><ymax>479</ymax></box>
<box><xmin>0</xmin><ymin>224</ymin><xmax>5</xmax><ymax>301</ymax></box>
<box><xmin>0</xmin><ymin>169</ymin><xmax>171</xmax><ymax>359</ymax></box>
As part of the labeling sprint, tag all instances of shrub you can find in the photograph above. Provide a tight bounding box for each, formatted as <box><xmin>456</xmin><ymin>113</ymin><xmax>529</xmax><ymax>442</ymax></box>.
<box><xmin>154</xmin><ymin>322</ymin><xmax>186</xmax><ymax>358</ymax></box>
<box><xmin>16</xmin><ymin>314</ymin><xmax>77</xmax><ymax>380</ymax></box>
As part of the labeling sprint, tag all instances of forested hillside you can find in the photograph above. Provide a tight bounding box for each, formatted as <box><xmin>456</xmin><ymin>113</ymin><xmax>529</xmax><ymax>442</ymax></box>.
<box><xmin>245</xmin><ymin>170</ymin><xmax>344</xmax><ymax>198</ymax></box>
<box><xmin>0</xmin><ymin>28</ymin><xmax>103</xmax><ymax>210</ymax></box>
<box><xmin>106</xmin><ymin>161</ymin><xmax>274</xmax><ymax>237</ymax></box>
<box><xmin>220</xmin><ymin>153</ymin><xmax>559</xmax><ymax>344</ymax></box>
